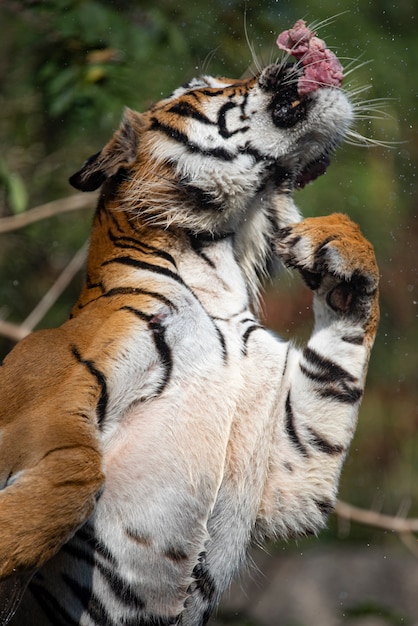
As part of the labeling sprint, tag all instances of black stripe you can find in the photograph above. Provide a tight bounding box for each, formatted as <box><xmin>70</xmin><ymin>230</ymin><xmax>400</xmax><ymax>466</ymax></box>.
<box><xmin>121</xmin><ymin>616</ymin><xmax>177</xmax><ymax>626</ymax></box>
<box><xmin>74</xmin><ymin>525</ymin><xmax>95</xmax><ymax>545</ymax></box>
<box><xmin>104</xmin><ymin>286</ymin><xmax>177</xmax><ymax>310</ymax></box>
<box><xmin>120</xmin><ymin>306</ymin><xmax>151</xmax><ymax>324</ymax></box>
<box><xmin>313</xmin><ymin>235</ymin><xmax>335</xmax><ymax>259</ymax></box>
<box><xmin>61</xmin><ymin>574</ymin><xmax>92</xmax><ymax>614</ymax></box>
<box><xmin>240</xmin><ymin>317</ymin><xmax>256</xmax><ymax>325</ymax></box>
<box><xmin>86</xmin><ymin>274</ymin><xmax>105</xmax><ymax>292</ymax></box>
<box><xmin>319</xmin><ymin>385</ymin><xmax>363</xmax><ymax>404</ymax></box>
<box><xmin>86</xmin><ymin>594</ymin><xmax>116</xmax><ymax>626</ymax></box>
<box><xmin>300</xmin><ymin>362</ymin><xmax>362</xmax><ymax>404</ymax></box>
<box><xmin>168</xmin><ymin>100</ymin><xmax>214</xmax><ymax>125</ymax></box>
<box><xmin>107</xmin><ymin>228</ymin><xmax>178</xmax><ymax>268</ymax></box>
<box><xmin>190</xmin><ymin>553</ymin><xmax>216</xmax><ymax>603</ymax></box>
<box><xmin>190</xmin><ymin>230</ymin><xmax>235</xmax><ymax>244</ymax></box>
<box><xmin>150</xmin><ymin>118</ymin><xmax>235</xmax><ymax>161</ymax></box>
<box><xmin>63</xmin><ymin>536</ymin><xmax>144</xmax><ymax>622</ymax></box>
<box><xmin>61</xmin><ymin>539</ymin><xmax>95</xmax><ymax>567</ymax></box>
<box><xmin>240</xmin><ymin>142</ymin><xmax>270</xmax><ymax>163</ymax></box>
<box><xmin>282</xmin><ymin>344</ymin><xmax>290</xmax><ymax>378</ymax></box>
<box><xmin>303</xmin><ymin>347</ymin><xmax>356</xmax><ymax>383</ymax></box>
<box><xmin>29</xmin><ymin>579</ymin><xmax>77</xmax><ymax>626</ymax></box>
<box><xmin>279</xmin><ymin>228</ymin><xmax>300</xmax><ymax>246</ymax></box>
<box><xmin>107</xmin><ymin>207</ymin><xmax>125</xmax><ymax>234</ymax></box>
<box><xmin>105</xmin><ymin>258</ymin><xmax>227</xmax><ymax>370</ymax></box>
<box><xmin>77</xmin><ymin>286</ymin><xmax>177</xmax><ymax>312</ymax></box>
<box><xmin>95</xmin><ymin>559</ymin><xmax>145</xmax><ymax>611</ymax></box>
<box><xmin>299</xmin><ymin>362</ymin><xmax>334</xmax><ymax>385</ymax></box>
<box><xmin>121</xmin><ymin>209</ymin><xmax>139</xmax><ymax>234</ymax></box>
<box><xmin>96</xmin><ymin>196</ymin><xmax>109</xmax><ymax>225</ymax></box>
<box><xmin>212</xmin><ymin>321</ymin><xmax>227</xmax><ymax>363</ymax></box>
<box><xmin>241</xmin><ymin>324</ymin><xmax>263</xmax><ymax>355</ymax></box>
<box><xmin>240</xmin><ymin>91</ymin><xmax>250</xmax><ymax>114</ymax></box>
<box><xmin>199</xmin><ymin>87</ymin><xmax>230</xmax><ymax>96</ymax></box>
<box><xmin>342</xmin><ymin>334</ymin><xmax>364</xmax><ymax>345</ymax></box>
<box><xmin>307</xmin><ymin>427</ymin><xmax>345</xmax><ymax>455</ymax></box>
<box><xmin>163</xmin><ymin>545</ymin><xmax>189</xmax><ymax>562</ymax></box>
<box><xmin>218</xmin><ymin>101</ymin><xmax>242</xmax><ymax>139</ymax></box>
<box><xmin>218</xmin><ymin>101</ymin><xmax>249</xmax><ymax>138</ymax></box>
<box><xmin>71</xmin><ymin>345</ymin><xmax>108</xmax><ymax>425</ymax></box>
<box><xmin>121</xmin><ymin>306</ymin><xmax>173</xmax><ymax>394</ymax></box>
<box><xmin>96</xmin><ymin>199</ymin><xmax>125</xmax><ymax>234</ymax></box>
<box><xmin>101</xmin><ymin>256</ymin><xmax>187</xmax><ymax>289</ymax></box>
<box><xmin>188</xmin><ymin>553</ymin><xmax>217</xmax><ymax>626</ymax></box>
<box><xmin>75</xmin><ymin>527</ymin><xmax>118</xmax><ymax>567</ymax></box>
<box><xmin>181</xmin><ymin>182</ymin><xmax>223</xmax><ymax>211</ymax></box>
<box><xmin>63</xmin><ymin>575</ymin><xmax>115</xmax><ymax>626</ymax></box>
<box><xmin>188</xmin><ymin>234</ymin><xmax>217</xmax><ymax>267</ymax></box>
<box><xmin>314</xmin><ymin>499</ymin><xmax>335</xmax><ymax>515</ymax></box>
<box><xmin>285</xmin><ymin>391</ymin><xmax>309</xmax><ymax>457</ymax></box>
<box><xmin>148</xmin><ymin>318</ymin><xmax>173</xmax><ymax>394</ymax></box>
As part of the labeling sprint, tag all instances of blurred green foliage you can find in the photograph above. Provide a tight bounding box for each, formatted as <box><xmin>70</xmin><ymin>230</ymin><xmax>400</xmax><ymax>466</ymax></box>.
<box><xmin>346</xmin><ymin>600</ymin><xmax>410</xmax><ymax>625</ymax></box>
<box><xmin>0</xmin><ymin>0</ymin><xmax>416</xmax><ymax>583</ymax></box>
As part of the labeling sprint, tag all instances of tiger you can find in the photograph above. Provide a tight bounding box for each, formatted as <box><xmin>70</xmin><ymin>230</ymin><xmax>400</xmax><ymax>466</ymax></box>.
<box><xmin>0</xmin><ymin>20</ymin><xmax>379</xmax><ymax>626</ymax></box>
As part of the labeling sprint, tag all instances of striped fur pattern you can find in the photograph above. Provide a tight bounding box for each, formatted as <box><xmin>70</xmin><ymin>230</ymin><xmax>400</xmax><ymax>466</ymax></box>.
<box><xmin>0</xmin><ymin>52</ymin><xmax>379</xmax><ymax>626</ymax></box>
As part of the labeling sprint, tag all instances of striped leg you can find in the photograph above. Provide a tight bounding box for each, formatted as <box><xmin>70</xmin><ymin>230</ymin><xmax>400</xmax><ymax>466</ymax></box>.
<box><xmin>257</xmin><ymin>213</ymin><xmax>379</xmax><ymax>538</ymax></box>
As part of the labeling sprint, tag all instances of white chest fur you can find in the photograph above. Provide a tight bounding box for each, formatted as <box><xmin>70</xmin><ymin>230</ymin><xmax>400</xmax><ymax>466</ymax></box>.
<box><xmin>89</xmin><ymin>239</ymin><xmax>288</xmax><ymax>616</ymax></box>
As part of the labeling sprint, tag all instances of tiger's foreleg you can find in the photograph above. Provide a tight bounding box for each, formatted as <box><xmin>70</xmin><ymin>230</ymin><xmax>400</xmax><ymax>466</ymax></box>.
<box><xmin>257</xmin><ymin>213</ymin><xmax>379</xmax><ymax>538</ymax></box>
<box><xmin>178</xmin><ymin>214</ymin><xmax>379</xmax><ymax>625</ymax></box>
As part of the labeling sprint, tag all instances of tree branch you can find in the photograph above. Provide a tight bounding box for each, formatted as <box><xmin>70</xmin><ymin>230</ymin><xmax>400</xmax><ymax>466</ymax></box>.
<box><xmin>0</xmin><ymin>319</ymin><xmax>31</xmax><ymax>342</ymax></box>
<box><xmin>0</xmin><ymin>241</ymin><xmax>88</xmax><ymax>341</ymax></box>
<box><xmin>22</xmin><ymin>240</ymin><xmax>89</xmax><ymax>331</ymax></box>
<box><xmin>399</xmin><ymin>531</ymin><xmax>418</xmax><ymax>559</ymax></box>
<box><xmin>0</xmin><ymin>193</ymin><xmax>97</xmax><ymax>233</ymax></box>
<box><xmin>335</xmin><ymin>499</ymin><xmax>418</xmax><ymax>533</ymax></box>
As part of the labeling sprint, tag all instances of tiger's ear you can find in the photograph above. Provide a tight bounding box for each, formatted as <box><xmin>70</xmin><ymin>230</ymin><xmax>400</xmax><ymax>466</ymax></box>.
<box><xmin>69</xmin><ymin>108</ymin><xmax>142</xmax><ymax>192</ymax></box>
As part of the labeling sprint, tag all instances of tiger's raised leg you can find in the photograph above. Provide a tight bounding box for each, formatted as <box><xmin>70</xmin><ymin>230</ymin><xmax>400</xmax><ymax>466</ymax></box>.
<box><xmin>178</xmin><ymin>213</ymin><xmax>379</xmax><ymax>625</ymax></box>
<box><xmin>258</xmin><ymin>212</ymin><xmax>379</xmax><ymax>537</ymax></box>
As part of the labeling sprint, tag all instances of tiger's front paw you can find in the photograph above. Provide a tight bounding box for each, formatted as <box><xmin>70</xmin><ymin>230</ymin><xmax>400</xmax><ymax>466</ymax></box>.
<box><xmin>276</xmin><ymin>213</ymin><xmax>379</xmax><ymax>325</ymax></box>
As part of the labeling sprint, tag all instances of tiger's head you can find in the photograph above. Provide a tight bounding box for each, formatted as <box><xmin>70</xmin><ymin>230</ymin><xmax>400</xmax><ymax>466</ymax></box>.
<box><xmin>70</xmin><ymin>42</ymin><xmax>353</xmax><ymax>296</ymax></box>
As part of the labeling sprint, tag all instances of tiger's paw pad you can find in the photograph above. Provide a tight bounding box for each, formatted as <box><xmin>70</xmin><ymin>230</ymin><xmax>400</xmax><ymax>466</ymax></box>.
<box><xmin>275</xmin><ymin>213</ymin><xmax>379</xmax><ymax>315</ymax></box>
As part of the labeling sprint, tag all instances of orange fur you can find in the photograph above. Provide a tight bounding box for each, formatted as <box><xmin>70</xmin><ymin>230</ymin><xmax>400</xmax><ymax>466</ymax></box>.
<box><xmin>277</xmin><ymin>213</ymin><xmax>379</xmax><ymax>347</ymax></box>
<box><xmin>0</xmin><ymin>204</ymin><xmax>187</xmax><ymax>581</ymax></box>
<box><xmin>0</xmin><ymin>330</ymin><xmax>104</xmax><ymax>578</ymax></box>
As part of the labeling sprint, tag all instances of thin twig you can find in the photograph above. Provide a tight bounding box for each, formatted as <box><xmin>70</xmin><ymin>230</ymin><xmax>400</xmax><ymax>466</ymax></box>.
<box><xmin>0</xmin><ymin>193</ymin><xmax>97</xmax><ymax>233</ymax></box>
<box><xmin>22</xmin><ymin>240</ymin><xmax>89</xmax><ymax>331</ymax></box>
<box><xmin>399</xmin><ymin>531</ymin><xmax>418</xmax><ymax>559</ymax></box>
<box><xmin>0</xmin><ymin>319</ymin><xmax>31</xmax><ymax>342</ymax></box>
<box><xmin>335</xmin><ymin>499</ymin><xmax>418</xmax><ymax>533</ymax></box>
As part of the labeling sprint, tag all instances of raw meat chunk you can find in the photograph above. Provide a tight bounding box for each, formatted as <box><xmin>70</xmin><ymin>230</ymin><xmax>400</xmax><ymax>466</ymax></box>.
<box><xmin>277</xmin><ymin>19</ymin><xmax>343</xmax><ymax>96</ymax></box>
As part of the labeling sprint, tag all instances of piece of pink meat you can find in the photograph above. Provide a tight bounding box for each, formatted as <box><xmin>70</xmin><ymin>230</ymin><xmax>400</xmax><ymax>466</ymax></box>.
<box><xmin>276</xmin><ymin>19</ymin><xmax>343</xmax><ymax>96</ymax></box>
